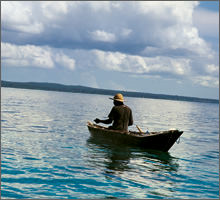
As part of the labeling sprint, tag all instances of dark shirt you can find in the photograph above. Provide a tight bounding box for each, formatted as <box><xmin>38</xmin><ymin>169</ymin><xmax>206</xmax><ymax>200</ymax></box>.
<box><xmin>108</xmin><ymin>104</ymin><xmax>133</xmax><ymax>131</ymax></box>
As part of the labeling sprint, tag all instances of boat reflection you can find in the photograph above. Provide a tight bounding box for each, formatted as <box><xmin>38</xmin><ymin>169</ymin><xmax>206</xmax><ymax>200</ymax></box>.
<box><xmin>86</xmin><ymin>136</ymin><xmax>179</xmax><ymax>175</ymax></box>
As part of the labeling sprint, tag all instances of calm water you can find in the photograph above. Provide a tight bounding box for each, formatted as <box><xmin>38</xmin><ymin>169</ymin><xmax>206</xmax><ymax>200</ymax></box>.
<box><xmin>1</xmin><ymin>87</ymin><xmax>219</xmax><ymax>199</ymax></box>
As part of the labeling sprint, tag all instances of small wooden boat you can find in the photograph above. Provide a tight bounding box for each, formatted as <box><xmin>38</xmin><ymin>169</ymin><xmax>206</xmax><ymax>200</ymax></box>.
<box><xmin>87</xmin><ymin>122</ymin><xmax>183</xmax><ymax>152</ymax></box>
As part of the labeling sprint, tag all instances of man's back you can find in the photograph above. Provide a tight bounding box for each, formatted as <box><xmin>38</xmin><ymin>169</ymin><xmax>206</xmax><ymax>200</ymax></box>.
<box><xmin>108</xmin><ymin>104</ymin><xmax>133</xmax><ymax>131</ymax></box>
<box><xmin>94</xmin><ymin>93</ymin><xmax>133</xmax><ymax>131</ymax></box>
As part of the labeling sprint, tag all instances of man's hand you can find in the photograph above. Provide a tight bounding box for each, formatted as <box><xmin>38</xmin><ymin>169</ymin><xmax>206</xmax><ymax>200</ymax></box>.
<box><xmin>94</xmin><ymin>118</ymin><xmax>100</xmax><ymax>123</ymax></box>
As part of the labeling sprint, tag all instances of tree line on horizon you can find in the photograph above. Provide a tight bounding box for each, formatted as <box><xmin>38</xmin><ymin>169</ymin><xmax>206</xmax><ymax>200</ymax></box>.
<box><xmin>1</xmin><ymin>80</ymin><xmax>218</xmax><ymax>104</ymax></box>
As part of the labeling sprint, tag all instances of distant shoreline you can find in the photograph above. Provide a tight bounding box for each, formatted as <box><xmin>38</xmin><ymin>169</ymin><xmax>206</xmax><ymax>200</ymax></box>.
<box><xmin>1</xmin><ymin>80</ymin><xmax>219</xmax><ymax>104</ymax></box>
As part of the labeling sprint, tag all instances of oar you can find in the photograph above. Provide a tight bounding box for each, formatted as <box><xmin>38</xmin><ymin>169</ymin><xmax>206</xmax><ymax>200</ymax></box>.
<box><xmin>136</xmin><ymin>125</ymin><xmax>145</xmax><ymax>134</ymax></box>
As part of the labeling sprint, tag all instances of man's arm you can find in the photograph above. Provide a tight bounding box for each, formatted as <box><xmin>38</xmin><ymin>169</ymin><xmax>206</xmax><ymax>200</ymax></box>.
<box><xmin>94</xmin><ymin>107</ymin><xmax>114</xmax><ymax>125</ymax></box>
<box><xmin>94</xmin><ymin>118</ymin><xmax>112</xmax><ymax>124</ymax></box>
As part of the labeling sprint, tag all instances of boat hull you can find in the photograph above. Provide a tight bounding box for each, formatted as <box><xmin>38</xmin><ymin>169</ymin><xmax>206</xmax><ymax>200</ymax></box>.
<box><xmin>87</xmin><ymin>122</ymin><xmax>183</xmax><ymax>152</ymax></box>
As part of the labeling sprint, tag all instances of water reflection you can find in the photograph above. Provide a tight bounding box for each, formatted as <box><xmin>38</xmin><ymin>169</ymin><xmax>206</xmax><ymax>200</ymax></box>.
<box><xmin>86</xmin><ymin>136</ymin><xmax>179</xmax><ymax>175</ymax></box>
<box><xmin>104</xmin><ymin>146</ymin><xmax>132</xmax><ymax>174</ymax></box>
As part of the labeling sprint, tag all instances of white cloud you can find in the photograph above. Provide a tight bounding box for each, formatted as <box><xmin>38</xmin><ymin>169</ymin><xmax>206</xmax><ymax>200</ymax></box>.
<box><xmin>135</xmin><ymin>1</ymin><xmax>198</xmax><ymax>23</ymax></box>
<box><xmin>55</xmin><ymin>53</ymin><xmax>75</xmax><ymax>70</ymax></box>
<box><xmin>2</xmin><ymin>42</ymin><xmax>191</xmax><ymax>77</ymax></box>
<box><xmin>72</xmin><ymin>49</ymin><xmax>218</xmax><ymax>88</ymax></box>
<box><xmin>2</xmin><ymin>1</ymin><xmax>211</xmax><ymax>57</ymax></box>
<box><xmin>205</xmin><ymin>64</ymin><xmax>219</xmax><ymax>75</ymax></box>
<box><xmin>93</xmin><ymin>50</ymin><xmax>125</xmax><ymax>71</ymax></box>
<box><xmin>2</xmin><ymin>1</ymin><xmax>44</xmax><ymax>34</ymax></box>
<box><xmin>1</xmin><ymin>43</ymin><xmax>54</xmax><ymax>68</ymax></box>
<box><xmin>41</xmin><ymin>2</ymin><xmax>68</xmax><ymax>20</ymax></box>
<box><xmin>89</xmin><ymin>30</ymin><xmax>116</xmax><ymax>42</ymax></box>
<box><xmin>92</xmin><ymin>50</ymin><xmax>192</xmax><ymax>77</ymax></box>
<box><xmin>193</xmin><ymin>76</ymin><xmax>219</xmax><ymax>88</ymax></box>
<box><xmin>2</xmin><ymin>42</ymin><xmax>218</xmax><ymax>89</ymax></box>
<box><xmin>1</xmin><ymin>42</ymin><xmax>75</xmax><ymax>70</ymax></box>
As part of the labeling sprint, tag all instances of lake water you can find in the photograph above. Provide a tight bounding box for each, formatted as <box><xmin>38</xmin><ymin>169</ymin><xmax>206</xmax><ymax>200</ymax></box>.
<box><xmin>1</xmin><ymin>87</ymin><xmax>219</xmax><ymax>199</ymax></box>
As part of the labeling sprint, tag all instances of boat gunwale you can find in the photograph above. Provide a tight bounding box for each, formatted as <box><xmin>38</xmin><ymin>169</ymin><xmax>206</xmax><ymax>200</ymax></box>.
<box><xmin>87</xmin><ymin>122</ymin><xmax>183</xmax><ymax>138</ymax></box>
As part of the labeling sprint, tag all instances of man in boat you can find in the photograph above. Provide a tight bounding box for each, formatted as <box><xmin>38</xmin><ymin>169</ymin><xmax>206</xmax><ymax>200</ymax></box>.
<box><xmin>94</xmin><ymin>93</ymin><xmax>133</xmax><ymax>131</ymax></box>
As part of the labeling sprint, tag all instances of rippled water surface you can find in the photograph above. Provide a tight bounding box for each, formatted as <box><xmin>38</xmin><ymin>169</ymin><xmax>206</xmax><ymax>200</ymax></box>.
<box><xmin>1</xmin><ymin>87</ymin><xmax>219</xmax><ymax>199</ymax></box>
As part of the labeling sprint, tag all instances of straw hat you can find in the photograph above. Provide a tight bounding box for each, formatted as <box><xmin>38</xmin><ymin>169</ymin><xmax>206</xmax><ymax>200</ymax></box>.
<box><xmin>109</xmin><ymin>93</ymin><xmax>124</xmax><ymax>102</ymax></box>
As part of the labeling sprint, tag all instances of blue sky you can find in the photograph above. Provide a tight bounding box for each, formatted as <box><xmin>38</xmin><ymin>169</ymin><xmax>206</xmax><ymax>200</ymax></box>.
<box><xmin>1</xmin><ymin>1</ymin><xmax>219</xmax><ymax>99</ymax></box>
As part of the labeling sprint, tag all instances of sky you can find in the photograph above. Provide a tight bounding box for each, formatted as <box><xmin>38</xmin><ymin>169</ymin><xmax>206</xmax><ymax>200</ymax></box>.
<box><xmin>1</xmin><ymin>1</ymin><xmax>219</xmax><ymax>99</ymax></box>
